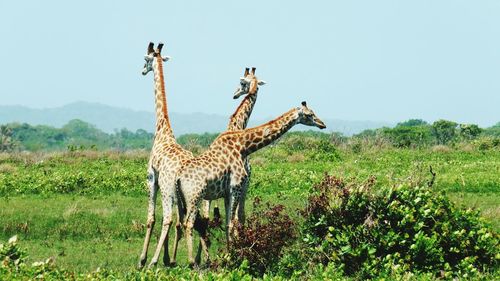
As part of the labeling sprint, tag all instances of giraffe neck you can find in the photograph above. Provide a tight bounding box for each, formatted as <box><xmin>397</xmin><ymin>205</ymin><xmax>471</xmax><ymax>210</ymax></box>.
<box><xmin>239</xmin><ymin>108</ymin><xmax>300</xmax><ymax>155</ymax></box>
<box><xmin>153</xmin><ymin>56</ymin><xmax>174</xmax><ymax>139</ymax></box>
<box><xmin>226</xmin><ymin>93</ymin><xmax>257</xmax><ymax>131</ymax></box>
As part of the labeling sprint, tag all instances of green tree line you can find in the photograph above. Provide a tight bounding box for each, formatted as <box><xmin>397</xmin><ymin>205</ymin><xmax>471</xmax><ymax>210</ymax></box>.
<box><xmin>356</xmin><ymin>119</ymin><xmax>500</xmax><ymax>148</ymax></box>
<box><xmin>0</xmin><ymin>119</ymin><xmax>153</xmax><ymax>151</ymax></box>
<box><xmin>0</xmin><ymin>119</ymin><xmax>499</xmax><ymax>152</ymax></box>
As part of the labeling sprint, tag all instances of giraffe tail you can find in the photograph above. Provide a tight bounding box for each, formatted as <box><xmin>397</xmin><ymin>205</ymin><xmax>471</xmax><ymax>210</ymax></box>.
<box><xmin>175</xmin><ymin>179</ymin><xmax>187</xmax><ymax>216</ymax></box>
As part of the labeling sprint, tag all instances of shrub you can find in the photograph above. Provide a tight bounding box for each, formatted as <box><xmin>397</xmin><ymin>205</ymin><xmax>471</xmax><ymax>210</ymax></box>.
<box><xmin>382</xmin><ymin>125</ymin><xmax>433</xmax><ymax>148</ymax></box>
<box><xmin>0</xmin><ymin>236</ymin><xmax>25</xmax><ymax>269</ymax></box>
<box><xmin>218</xmin><ymin>197</ymin><xmax>297</xmax><ymax>276</ymax></box>
<box><xmin>349</xmin><ymin>140</ymin><xmax>363</xmax><ymax>154</ymax></box>
<box><xmin>265</xmin><ymin>133</ymin><xmax>340</xmax><ymax>162</ymax></box>
<box><xmin>294</xmin><ymin>174</ymin><xmax>499</xmax><ymax>279</ymax></box>
<box><xmin>474</xmin><ymin>136</ymin><xmax>500</xmax><ymax>151</ymax></box>
<box><xmin>459</xmin><ymin>124</ymin><xmax>482</xmax><ymax>140</ymax></box>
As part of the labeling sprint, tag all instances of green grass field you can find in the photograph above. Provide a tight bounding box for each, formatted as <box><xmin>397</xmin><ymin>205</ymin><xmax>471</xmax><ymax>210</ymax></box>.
<box><xmin>1</xmin><ymin>145</ymin><xmax>499</xmax><ymax>278</ymax></box>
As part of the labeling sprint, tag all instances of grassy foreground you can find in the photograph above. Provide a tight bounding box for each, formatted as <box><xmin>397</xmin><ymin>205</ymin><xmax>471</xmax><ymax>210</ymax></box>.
<box><xmin>0</xmin><ymin>145</ymin><xmax>499</xmax><ymax>279</ymax></box>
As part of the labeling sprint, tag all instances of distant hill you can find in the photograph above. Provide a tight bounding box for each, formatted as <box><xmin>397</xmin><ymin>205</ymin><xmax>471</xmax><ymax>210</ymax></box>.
<box><xmin>0</xmin><ymin>102</ymin><xmax>392</xmax><ymax>136</ymax></box>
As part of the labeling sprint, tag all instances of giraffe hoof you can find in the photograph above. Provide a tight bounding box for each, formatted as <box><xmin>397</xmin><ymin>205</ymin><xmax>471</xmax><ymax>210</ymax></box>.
<box><xmin>137</xmin><ymin>257</ymin><xmax>147</xmax><ymax>269</ymax></box>
<box><xmin>148</xmin><ymin>261</ymin><xmax>158</xmax><ymax>269</ymax></box>
<box><xmin>200</xmin><ymin>261</ymin><xmax>211</xmax><ymax>269</ymax></box>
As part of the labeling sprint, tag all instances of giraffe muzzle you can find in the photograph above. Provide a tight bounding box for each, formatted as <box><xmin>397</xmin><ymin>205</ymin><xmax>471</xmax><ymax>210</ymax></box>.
<box><xmin>233</xmin><ymin>88</ymin><xmax>244</xmax><ymax>99</ymax></box>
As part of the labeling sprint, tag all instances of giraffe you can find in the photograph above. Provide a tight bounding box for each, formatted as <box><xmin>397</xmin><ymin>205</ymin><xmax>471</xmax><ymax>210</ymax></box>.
<box><xmin>175</xmin><ymin>101</ymin><xmax>326</xmax><ymax>266</ymax></box>
<box><xmin>138</xmin><ymin>42</ymin><xmax>194</xmax><ymax>268</ymax></box>
<box><xmin>230</xmin><ymin>67</ymin><xmax>266</xmax><ymax>224</ymax></box>
<box><xmin>140</xmin><ymin>54</ymin><xmax>265</xmax><ymax>267</ymax></box>
<box><xmin>194</xmin><ymin>67</ymin><xmax>266</xmax><ymax>263</ymax></box>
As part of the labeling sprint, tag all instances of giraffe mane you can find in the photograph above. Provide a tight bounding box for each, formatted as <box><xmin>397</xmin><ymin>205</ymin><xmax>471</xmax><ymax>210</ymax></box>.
<box><xmin>229</xmin><ymin>94</ymin><xmax>253</xmax><ymax>120</ymax></box>
<box><xmin>156</xmin><ymin>55</ymin><xmax>170</xmax><ymax>125</ymax></box>
<box><xmin>222</xmin><ymin>108</ymin><xmax>297</xmax><ymax>137</ymax></box>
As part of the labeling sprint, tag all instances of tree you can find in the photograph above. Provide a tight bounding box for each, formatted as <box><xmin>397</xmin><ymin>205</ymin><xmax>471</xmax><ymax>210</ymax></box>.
<box><xmin>459</xmin><ymin>124</ymin><xmax>482</xmax><ymax>140</ymax></box>
<box><xmin>483</xmin><ymin>122</ymin><xmax>500</xmax><ymax>137</ymax></box>
<box><xmin>0</xmin><ymin>125</ymin><xmax>16</xmax><ymax>151</ymax></box>
<box><xmin>382</xmin><ymin>126</ymin><xmax>432</xmax><ymax>148</ymax></box>
<box><xmin>397</xmin><ymin>119</ymin><xmax>428</xmax><ymax>127</ymax></box>
<box><xmin>432</xmin><ymin>120</ymin><xmax>458</xmax><ymax>145</ymax></box>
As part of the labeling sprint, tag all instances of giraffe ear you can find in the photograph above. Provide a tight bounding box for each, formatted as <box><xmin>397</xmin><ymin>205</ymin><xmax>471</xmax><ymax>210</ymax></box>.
<box><xmin>258</xmin><ymin>80</ymin><xmax>266</xmax><ymax>86</ymax></box>
<box><xmin>162</xmin><ymin>56</ymin><xmax>171</xmax><ymax>62</ymax></box>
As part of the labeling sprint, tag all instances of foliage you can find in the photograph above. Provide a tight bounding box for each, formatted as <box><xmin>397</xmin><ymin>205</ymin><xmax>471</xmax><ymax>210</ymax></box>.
<box><xmin>0</xmin><ymin>125</ymin><xmax>17</xmax><ymax>152</ymax></box>
<box><xmin>432</xmin><ymin>119</ymin><xmax>458</xmax><ymax>145</ymax></box>
<box><xmin>0</xmin><ymin>145</ymin><xmax>499</xmax><ymax>279</ymax></box>
<box><xmin>460</xmin><ymin>124</ymin><xmax>482</xmax><ymax>140</ymax></box>
<box><xmin>382</xmin><ymin>125</ymin><xmax>433</xmax><ymax>148</ymax></box>
<box><xmin>483</xmin><ymin>122</ymin><xmax>500</xmax><ymax>137</ymax></box>
<box><xmin>6</xmin><ymin>120</ymin><xmax>153</xmax><ymax>151</ymax></box>
<box><xmin>1</xmin><ymin>119</ymin><xmax>499</xmax><ymax>153</ymax></box>
<box><xmin>275</xmin><ymin>132</ymin><xmax>340</xmax><ymax>161</ymax></box>
<box><xmin>1</xmin><ymin>235</ymin><xmax>25</xmax><ymax>268</ymax></box>
<box><xmin>0</xmin><ymin>235</ymin><xmax>264</xmax><ymax>280</ymax></box>
<box><xmin>397</xmin><ymin>119</ymin><xmax>429</xmax><ymax>127</ymax></box>
<box><xmin>293</xmin><ymin>174</ymin><xmax>499</xmax><ymax>279</ymax></box>
<box><xmin>177</xmin><ymin>132</ymin><xmax>219</xmax><ymax>148</ymax></box>
<box><xmin>218</xmin><ymin>197</ymin><xmax>297</xmax><ymax>276</ymax></box>
<box><xmin>473</xmin><ymin>136</ymin><xmax>500</xmax><ymax>151</ymax></box>
<box><xmin>176</xmin><ymin>132</ymin><xmax>218</xmax><ymax>155</ymax></box>
<box><xmin>0</xmin><ymin>151</ymin><xmax>148</xmax><ymax>196</ymax></box>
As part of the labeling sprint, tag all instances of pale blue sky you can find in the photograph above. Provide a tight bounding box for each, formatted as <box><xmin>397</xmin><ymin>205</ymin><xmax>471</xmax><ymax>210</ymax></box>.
<box><xmin>0</xmin><ymin>1</ymin><xmax>499</xmax><ymax>126</ymax></box>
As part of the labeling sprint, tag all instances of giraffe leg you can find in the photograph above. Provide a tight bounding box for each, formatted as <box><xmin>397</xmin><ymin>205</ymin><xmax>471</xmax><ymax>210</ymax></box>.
<box><xmin>138</xmin><ymin>168</ymin><xmax>158</xmax><ymax>269</ymax></box>
<box><xmin>185</xmin><ymin>211</ymin><xmax>197</xmax><ymax>267</ymax></box>
<box><xmin>148</xmin><ymin>187</ymin><xmax>174</xmax><ymax>268</ymax></box>
<box><xmin>228</xmin><ymin>191</ymin><xmax>240</xmax><ymax>241</ymax></box>
<box><xmin>224</xmin><ymin>196</ymin><xmax>231</xmax><ymax>246</ymax></box>
<box><xmin>198</xmin><ymin>223</ymin><xmax>210</xmax><ymax>266</ymax></box>
<box><xmin>237</xmin><ymin>162</ymin><xmax>251</xmax><ymax>224</ymax></box>
<box><xmin>236</xmin><ymin>178</ymin><xmax>249</xmax><ymax>225</ymax></box>
<box><xmin>170</xmin><ymin>202</ymin><xmax>184</xmax><ymax>266</ymax></box>
<box><xmin>195</xmin><ymin>200</ymin><xmax>211</xmax><ymax>264</ymax></box>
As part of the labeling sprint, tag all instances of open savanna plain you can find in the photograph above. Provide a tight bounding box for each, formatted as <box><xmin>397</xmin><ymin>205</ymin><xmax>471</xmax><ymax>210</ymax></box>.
<box><xmin>0</xmin><ymin>134</ymin><xmax>499</xmax><ymax>280</ymax></box>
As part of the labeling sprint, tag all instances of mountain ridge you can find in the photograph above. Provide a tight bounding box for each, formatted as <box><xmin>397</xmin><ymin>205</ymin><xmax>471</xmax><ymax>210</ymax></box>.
<box><xmin>0</xmin><ymin>102</ymin><xmax>392</xmax><ymax>136</ymax></box>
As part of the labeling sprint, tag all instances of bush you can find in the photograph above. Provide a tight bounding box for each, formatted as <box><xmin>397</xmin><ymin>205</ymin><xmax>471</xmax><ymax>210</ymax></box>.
<box><xmin>382</xmin><ymin>125</ymin><xmax>433</xmax><ymax>148</ymax></box>
<box><xmin>265</xmin><ymin>132</ymin><xmax>340</xmax><ymax>162</ymax></box>
<box><xmin>293</xmin><ymin>174</ymin><xmax>499</xmax><ymax>279</ymax></box>
<box><xmin>0</xmin><ymin>236</ymin><xmax>25</xmax><ymax>269</ymax></box>
<box><xmin>218</xmin><ymin>197</ymin><xmax>297</xmax><ymax>276</ymax></box>
<box><xmin>474</xmin><ymin>136</ymin><xmax>500</xmax><ymax>151</ymax></box>
<box><xmin>459</xmin><ymin>124</ymin><xmax>482</xmax><ymax>140</ymax></box>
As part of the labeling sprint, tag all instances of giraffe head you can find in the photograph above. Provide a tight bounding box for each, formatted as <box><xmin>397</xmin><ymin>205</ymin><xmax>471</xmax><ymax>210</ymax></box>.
<box><xmin>233</xmin><ymin>67</ymin><xmax>266</xmax><ymax>99</ymax></box>
<box><xmin>142</xmin><ymin>42</ymin><xmax>171</xmax><ymax>75</ymax></box>
<box><xmin>297</xmin><ymin>101</ymin><xmax>327</xmax><ymax>129</ymax></box>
